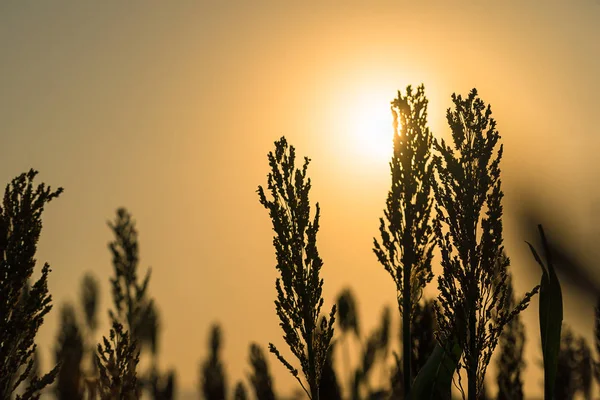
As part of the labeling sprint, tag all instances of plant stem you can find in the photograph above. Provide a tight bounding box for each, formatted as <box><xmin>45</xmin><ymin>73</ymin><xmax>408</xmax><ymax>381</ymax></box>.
<box><xmin>403</xmin><ymin>261</ymin><xmax>412</xmax><ymax>395</ymax></box>
<box><xmin>468</xmin><ymin>285</ymin><xmax>477</xmax><ymax>400</ymax></box>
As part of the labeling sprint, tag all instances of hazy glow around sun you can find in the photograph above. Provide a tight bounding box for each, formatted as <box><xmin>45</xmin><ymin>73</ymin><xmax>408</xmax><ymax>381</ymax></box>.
<box><xmin>347</xmin><ymin>90</ymin><xmax>395</xmax><ymax>163</ymax></box>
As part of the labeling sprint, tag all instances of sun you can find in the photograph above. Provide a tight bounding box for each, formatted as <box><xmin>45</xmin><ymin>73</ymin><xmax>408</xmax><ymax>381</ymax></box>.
<box><xmin>347</xmin><ymin>90</ymin><xmax>395</xmax><ymax>163</ymax></box>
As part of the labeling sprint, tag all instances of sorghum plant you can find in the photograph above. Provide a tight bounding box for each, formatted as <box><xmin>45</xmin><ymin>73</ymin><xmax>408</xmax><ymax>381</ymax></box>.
<box><xmin>95</xmin><ymin>321</ymin><xmax>140</xmax><ymax>400</ymax></box>
<box><xmin>373</xmin><ymin>84</ymin><xmax>435</xmax><ymax>395</ymax></box>
<box><xmin>575</xmin><ymin>337</ymin><xmax>592</xmax><ymax>400</ymax></box>
<box><xmin>0</xmin><ymin>169</ymin><xmax>62</xmax><ymax>399</ymax></box>
<box><xmin>248</xmin><ymin>343</ymin><xmax>276</xmax><ymax>400</ymax></box>
<box><xmin>258</xmin><ymin>137</ymin><xmax>336</xmax><ymax>400</ymax></box>
<box><xmin>107</xmin><ymin>208</ymin><xmax>174</xmax><ymax>399</ymax></box>
<box><xmin>108</xmin><ymin>208</ymin><xmax>158</xmax><ymax>354</ymax></box>
<box><xmin>234</xmin><ymin>382</ymin><xmax>248</xmax><ymax>400</ymax></box>
<box><xmin>54</xmin><ymin>304</ymin><xmax>85</xmax><ymax>400</ymax></box>
<box><xmin>336</xmin><ymin>288</ymin><xmax>360</xmax><ymax>396</ymax></box>
<box><xmin>149</xmin><ymin>366</ymin><xmax>176</xmax><ymax>400</ymax></box>
<box><xmin>433</xmin><ymin>89</ymin><xmax>538</xmax><ymax>400</ymax></box>
<box><xmin>350</xmin><ymin>306</ymin><xmax>391</xmax><ymax>400</ymax></box>
<box><xmin>200</xmin><ymin>324</ymin><xmax>227</xmax><ymax>400</ymax></box>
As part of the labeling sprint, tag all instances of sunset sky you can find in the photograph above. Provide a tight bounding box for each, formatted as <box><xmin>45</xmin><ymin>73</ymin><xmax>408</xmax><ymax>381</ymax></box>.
<box><xmin>2</xmin><ymin>1</ymin><xmax>600</xmax><ymax>398</ymax></box>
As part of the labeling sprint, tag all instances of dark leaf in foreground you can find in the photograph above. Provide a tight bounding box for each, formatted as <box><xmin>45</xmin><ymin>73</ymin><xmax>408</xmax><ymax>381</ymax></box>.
<box><xmin>527</xmin><ymin>224</ymin><xmax>563</xmax><ymax>400</ymax></box>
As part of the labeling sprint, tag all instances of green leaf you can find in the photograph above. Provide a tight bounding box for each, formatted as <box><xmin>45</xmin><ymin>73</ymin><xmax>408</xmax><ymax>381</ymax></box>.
<box><xmin>526</xmin><ymin>224</ymin><xmax>563</xmax><ymax>400</ymax></box>
<box><xmin>407</xmin><ymin>339</ymin><xmax>462</xmax><ymax>400</ymax></box>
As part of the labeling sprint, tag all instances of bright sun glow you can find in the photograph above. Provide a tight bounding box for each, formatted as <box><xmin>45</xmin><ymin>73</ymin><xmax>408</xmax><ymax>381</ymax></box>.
<box><xmin>347</xmin><ymin>90</ymin><xmax>395</xmax><ymax>163</ymax></box>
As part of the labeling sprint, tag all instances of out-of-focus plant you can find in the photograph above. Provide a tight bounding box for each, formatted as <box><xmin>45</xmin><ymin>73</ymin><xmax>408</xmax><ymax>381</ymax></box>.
<box><xmin>258</xmin><ymin>137</ymin><xmax>336</xmax><ymax>400</ymax></box>
<box><xmin>249</xmin><ymin>343</ymin><xmax>276</xmax><ymax>400</ymax></box>
<box><xmin>149</xmin><ymin>367</ymin><xmax>176</xmax><ymax>400</ymax></box>
<box><xmin>107</xmin><ymin>208</ymin><xmax>157</xmax><ymax>354</ymax></box>
<box><xmin>495</xmin><ymin>270</ymin><xmax>526</xmax><ymax>400</ymax></box>
<box><xmin>0</xmin><ymin>169</ymin><xmax>62</xmax><ymax>399</ymax></box>
<box><xmin>200</xmin><ymin>324</ymin><xmax>227</xmax><ymax>400</ymax></box>
<box><xmin>433</xmin><ymin>89</ymin><xmax>538</xmax><ymax>400</ymax></box>
<box><xmin>374</xmin><ymin>84</ymin><xmax>435</xmax><ymax>396</ymax></box>
<box><xmin>349</xmin><ymin>306</ymin><xmax>391</xmax><ymax>400</ymax></box>
<box><xmin>54</xmin><ymin>304</ymin><xmax>85</xmax><ymax>400</ymax></box>
<box><xmin>234</xmin><ymin>382</ymin><xmax>248</xmax><ymax>400</ymax></box>
<box><xmin>336</xmin><ymin>288</ymin><xmax>360</xmax><ymax>397</ymax></box>
<box><xmin>106</xmin><ymin>208</ymin><xmax>174</xmax><ymax>399</ymax></box>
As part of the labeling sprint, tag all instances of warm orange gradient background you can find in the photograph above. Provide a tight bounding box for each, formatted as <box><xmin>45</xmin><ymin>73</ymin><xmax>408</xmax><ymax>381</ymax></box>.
<box><xmin>2</xmin><ymin>2</ymin><xmax>600</xmax><ymax>398</ymax></box>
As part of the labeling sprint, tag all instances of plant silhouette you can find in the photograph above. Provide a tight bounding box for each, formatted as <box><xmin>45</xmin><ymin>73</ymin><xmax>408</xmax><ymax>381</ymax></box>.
<box><xmin>105</xmin><ymin>207</ymin><xmax>173</xmax><ymax>398</ymax></box>
<box><xmin>200</xmin><ymin>324</ymin><xmax>227</xmax><ymax>400</ymax></box>
<box><xmin>54</xmin><ymin>273</ymin><xmax>101</xmax><ymax>398</ymax></box>
<box><xmin>374</xmin><ymin>84</ymin><xmax>435</xmax><ymax>396</ymax></box>
<box><xmin>258</xmin><ymin>137</ymin><xmax>336</xmax><ymax>400</ymax></box>
<box><xmin>0</xmin><ymin>170</ymin><xmax>62</xmax><ymax>399</ymax></box>
<box><xmin>248</xmin><ymin>343</ymin><xmax>277</xmax><ymax>400</ymax></box>
<box><xmin>4</xmin><ymin>86</ymin><xmax>597</xmax><ymax>400</ymax></box>
<box><xmin>432</xmin><ymin>89</ymin><xmax>539</xmax><ymax>400</ymax></box>
<box><xmin>95</xmin><ymin>321</ymin><xmax>140</xmax><ymax>399</ymax></box>
<box><xmin>233</xmin><ymin>382</ymin><xmax>248</xmax><ymax>400</ymax></box>
<box><xmin>54</xmin><ymin>304</ymin><xmax>85</xmax><ymax>400</ymax></box>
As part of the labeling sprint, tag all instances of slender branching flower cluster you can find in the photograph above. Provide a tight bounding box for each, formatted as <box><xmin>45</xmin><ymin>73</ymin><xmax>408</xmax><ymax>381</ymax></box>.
<box><xmin>108</xmin><ymin>208</ymin><xmax>158</xmax><ymax>353</ymax></box>
<box><xmin>373</xmin><ymin>85</ymin><xmax>435</xmax><ymax>394</ymax></box>
<box><xmin>495</xmin><ymin>269</ymin><xmax>526</xmax><ymax>400</ymax></box>
<box><xmin>0</xmin><ymin>169</ymin><xmax>62</xmax><ymax>399</ymax></box>
<box><xmin>258</xmin><ymin>137</ymin><xmax>336</xmax><ymax>400</ymax></box>
<box><xmin>432</xmin><ymin>89</ymin><xmax>538</xmax><ymax>400</ymax></box>
<box><xmin>248</xmin><ymin>343</ymin><xmax>276</xmax><ymax>400</ymax></box>
<box><xmin>95</xmin><ymin>321</ymin><xmax>140</xmax><ymax>400</ymax></box>
<box><xmin>95</xmin><ymin>208</ymin><xmax>165</xmax><ymax>398</ymax></box>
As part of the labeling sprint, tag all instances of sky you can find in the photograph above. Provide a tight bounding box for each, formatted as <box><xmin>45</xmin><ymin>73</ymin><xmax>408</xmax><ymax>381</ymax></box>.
<box><xmin>1</xmin><ymin>1</ymin><xmax>600</xmax><ymax>398</ymax></box>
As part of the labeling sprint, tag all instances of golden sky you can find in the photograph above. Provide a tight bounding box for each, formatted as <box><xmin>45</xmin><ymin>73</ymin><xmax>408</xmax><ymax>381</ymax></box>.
<box><xmin>1</xmin><ymin>1</ymin><xmax>600</xmax><ymax>398</ymax></box>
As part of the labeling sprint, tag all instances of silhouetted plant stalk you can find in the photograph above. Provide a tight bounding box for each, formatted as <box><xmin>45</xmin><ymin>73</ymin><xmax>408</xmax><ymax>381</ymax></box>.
<box><xmin>432</xmin><ymin>89</ymin><xmax>538</xmax><ymax>400</ymax></box>
<box><xmin>108</xmin><ymin>208</ymin><xmax>158</xmax><ymax>356</ymax></box>
<box><xmin>336</xmin><ymin>288</ymin><xmax>361</xmax><ymax>397</ymax></box>
<box><xmin>342</xmin><ymin>305</ymin><xmax>391</xmax><ymax>400</ymax></box>
<box><xmin>106</xmin><ymin>208</ymin><xmax>173</xmax><ymax>398</ymax></box>
<box><xmin>54</xmin><ymin>273</ymin><xmax>101</xmax><ymax>399</ymax></box>
<box><xmin>234</xmin><ymin>381</ymin><xmax>249</xmax><ymax>400</ymax></box>
<box><xmin>248</xmin><ymin>343</ymin><xmax>277</xmax><ymax>400</ymax></box>
<box><xmin>200</xmin><ymin>324</ymin><xmax>227</xmax><ymax>400</ymax></box>
<box><xmin>54</xmin><ymin>304</ymin><xmax>85</xmax><ymax>400</ymax></box>
<box><xmin>258</xmin><ymin>137</ymin><xmax>336</xmax><ymax>400</ymax></box>
<box><xmin>0</xmin><ymin>169</ymin><xmax>62</xmax><ymax>399</ymax></box>
<box><xmin>374</xmin><ymin>84</ymin><xmax>435</xmax><ymax>396</ymax></box>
